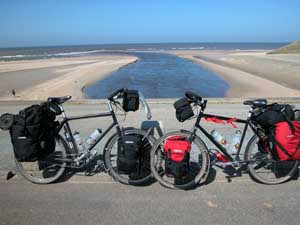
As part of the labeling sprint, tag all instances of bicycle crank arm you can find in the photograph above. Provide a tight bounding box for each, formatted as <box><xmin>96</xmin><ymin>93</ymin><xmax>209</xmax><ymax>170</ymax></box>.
<box><xmin>214</xmin><ymin>160</ymin><xmax>249</xmax><ymax>168</ymax></box>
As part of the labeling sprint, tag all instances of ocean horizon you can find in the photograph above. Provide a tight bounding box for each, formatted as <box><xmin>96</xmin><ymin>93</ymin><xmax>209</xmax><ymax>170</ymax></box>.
<box><xmin>0</xmin><ymin>42</ymin><xmax>287</xmax><ymax>61</ymax></box>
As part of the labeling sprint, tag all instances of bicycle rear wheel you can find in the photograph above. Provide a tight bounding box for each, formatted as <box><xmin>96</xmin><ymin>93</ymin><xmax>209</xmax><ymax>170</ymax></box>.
<box><xmin>245</xmin><ymin>134</ymin><xmax>299</xmax><ymax>184</ymax></box>
<box><xmin>104</xmin><ymin>128</ymin><xmax>155</xmax><ymax>185</ymax></box>
<box><xmin>150</xmin><ymin>131</ymin><xmax>210</xmax><ymax>190</ymax></box>
<box><xmin>15</xmin><ymin>135</ymin><xmax>68</xmax><ymax>184</ymax></box>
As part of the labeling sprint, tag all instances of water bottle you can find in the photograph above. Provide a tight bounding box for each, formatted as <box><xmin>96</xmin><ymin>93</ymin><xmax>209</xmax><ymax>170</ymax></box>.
<box><xmin>73</xmin><ymin>131</ymin><xmax>86</xmax><ymax>153</ymax></box>
<box><xmin>229</xmin><ymin>130</ymin><xmax>242</xmax><ymax>155</ymax></box>
<box><xmin>211</xmin><ymin>130</ymin><xmax>228</xmax><ymax>146</ymax></box>
<box><xmin>65</xmin><ymin>132</ymin><xmax>73</xmax><ymax>149</ymax></box>
<box><xmin>86</xmin><ymin>129</ymin><xmax>102</xmax><ymax>148</ymax></box>
<box><xmin>210</xmin><ymin>149</ymin><xmax>229</xmax><ymax>162</ymax></box>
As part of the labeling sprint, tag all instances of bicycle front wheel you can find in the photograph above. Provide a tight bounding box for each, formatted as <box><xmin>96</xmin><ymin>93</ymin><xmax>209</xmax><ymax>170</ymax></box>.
<box><xmin>150</xmin><ymin>131</ymin><xmax>210</xmax><ymax>190</ymax></box>
<box><xmin>104</xmin><ymin>128</ymin><xmax>156</xmax><ymax>186</ymax></box>
<box><xmin>245</xmin><ymin>134</ymin><xmax>299</xmax><ymax>184</ymax></box>
<box><xmin>15</xmin><ymin>135</ymin><xmax>68</xmax><ymax>184</ymax></box>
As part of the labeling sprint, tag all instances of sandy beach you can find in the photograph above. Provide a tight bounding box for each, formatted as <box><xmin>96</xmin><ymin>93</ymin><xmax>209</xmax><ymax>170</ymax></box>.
<box><xmin>0</xmin><ymin>55</ymin><xmax>137</xmax><ymax>100</ymax></box>
<box><xmin>1</xmin><ymin>50</ymin><xmax>300</xmax><ymax>100</ymax></box>
<box><xmin>173</xmin><ymin>50</ymin><xmax>300</xmax><ymax>98</ymax></box>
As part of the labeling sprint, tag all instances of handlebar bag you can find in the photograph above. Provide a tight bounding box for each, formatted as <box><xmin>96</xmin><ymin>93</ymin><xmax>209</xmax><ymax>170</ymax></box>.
<box><xmin>164</xmin><ymin>136</ymin><xmax>191</xmax><ymax>178</ymax></box>
<box><xmin>117</xmin><ymin>135</ymin><xmax>142</xmax><ymax>173</ymax></box>
<box><xmin>174</xmin><ymin>98</ymin><xmax>194</xmax><ymax>122</ymax></box>
<box><xmin>123</xmin><ymin>90</ymin><xmax>139</xmax><ymax>112</ymax></box>
<box><xmin>270</xmin><ymin>121</ymin><xmax>300</xmax><ymax>161</ymax></box>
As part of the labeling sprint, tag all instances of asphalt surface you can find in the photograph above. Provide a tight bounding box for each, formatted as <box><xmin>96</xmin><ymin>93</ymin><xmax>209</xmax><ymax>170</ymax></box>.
<box><xmin>1</xmin><ymin>179</ymin><xmax>300</xmax><ymax>225</ymax></box>
<box><xmin>1</xmin><ymin>100</ymin><xmax>300</xmax><ymax>225</ymax></box>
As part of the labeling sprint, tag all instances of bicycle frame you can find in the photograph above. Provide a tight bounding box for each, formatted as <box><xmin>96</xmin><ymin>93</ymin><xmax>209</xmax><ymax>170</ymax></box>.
<box><xmin>190</xmin><ymin>106</ymin><xmax>257</xmax><ymax>162</ymax></box>
<box><xmin>56</xmin><ymin>101</ymin><xmax>123</xmax><ymax>158</ymax></box>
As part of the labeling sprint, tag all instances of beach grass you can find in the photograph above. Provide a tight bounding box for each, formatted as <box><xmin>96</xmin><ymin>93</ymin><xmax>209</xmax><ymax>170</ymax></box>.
<box><xmin>268</xmin><ymin>41</ymin><xmax>300</xmax><ymax>54</ymax></box>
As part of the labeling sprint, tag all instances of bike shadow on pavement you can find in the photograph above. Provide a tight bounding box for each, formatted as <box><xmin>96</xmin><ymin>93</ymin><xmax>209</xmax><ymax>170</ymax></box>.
<box><xmin>56</xmin><ymin>154</ymin><xmax>108</xmax><ymax>183</ymax></box>
<box><xmin>215</xmin><ymin>163</ymin><xmax>300</xmax><ymax>184</ymax></box>
<box><xmin>55</xmin><ymin>154</ymin><xmax>156</xmax><ymax>186</ymax></box>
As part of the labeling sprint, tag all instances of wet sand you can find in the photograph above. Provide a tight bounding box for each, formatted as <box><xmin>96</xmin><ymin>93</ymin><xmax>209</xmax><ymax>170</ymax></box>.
<box><xmin>0</xmin><ymin>55</ymin><xmax>137</xmax><ymax>100</ymax></box>
<box><xmin>173</xmin><ymin>50</ymin><xmax>300</xmax><ymax>98</ymax></box>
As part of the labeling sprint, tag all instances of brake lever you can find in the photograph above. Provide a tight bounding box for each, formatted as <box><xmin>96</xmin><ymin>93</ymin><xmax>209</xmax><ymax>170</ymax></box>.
<box><xmin>197</xmin><ymin>100</ymin><xmax>206</xmax><ymax>112</ymax></box>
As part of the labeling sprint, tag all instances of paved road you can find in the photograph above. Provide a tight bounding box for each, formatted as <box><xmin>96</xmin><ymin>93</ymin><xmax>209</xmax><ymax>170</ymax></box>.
<box><xmin>1</xmin><ymin>179</ymin><xmax>300</xmax><ymax>225</ymax></box>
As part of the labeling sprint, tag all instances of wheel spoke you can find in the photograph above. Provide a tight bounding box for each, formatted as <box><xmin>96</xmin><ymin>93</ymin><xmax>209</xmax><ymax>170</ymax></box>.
<box><xmin>104</xmin><ymin>129</ymin><xmax>154</xmax><ymax>185</ymax></box>
<box><xmin>245</xmin><ymin>135</ymin><xmax>298</xmax><ymax>184</ymax></box>
<box><xmin>15</xmin><ymin>136</ymin><xmax>67</xmax><ymax>184</ymax></box>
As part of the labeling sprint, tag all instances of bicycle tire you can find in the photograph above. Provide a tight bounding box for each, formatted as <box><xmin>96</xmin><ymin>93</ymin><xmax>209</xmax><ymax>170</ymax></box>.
<box><xmin>104</xmin><ymin>128</ymin><xmax>156</xmax><ymax>185</ymax></box>
<box><xmin>150</xmin><ymin>131</ymin><xmax>210</xmax><ymax>190</ymax></box>
<box><xmin>15</xmin><ymin>135</ymin><xmax>68</xmax><ymax>184</ymax></box>
<box><xmin>245</xmin><ymin>134</ymin><xmax>299</xmax><ymax>184</ymax></box>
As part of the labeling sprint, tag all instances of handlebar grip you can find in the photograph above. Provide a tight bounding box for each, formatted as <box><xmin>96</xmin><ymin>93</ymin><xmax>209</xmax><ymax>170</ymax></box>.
<box><xmin>108</xmin><ymin>88</ymin><xmax>124</xmax><ymax>101</ymax></box>
<box><xmin>185</xmin><ymin>91</ymin><xmax>202</xmax><ymax>102</ymax></box>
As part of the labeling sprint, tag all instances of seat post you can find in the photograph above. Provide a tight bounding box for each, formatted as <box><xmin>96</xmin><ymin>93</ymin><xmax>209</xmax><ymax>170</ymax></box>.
<box><xmin>59</xmin><ymin>104</ymin><xmax>67</xmax><ymax>118</ymax></box>
<box><xmin>247</xmin><ymin>107</ymin><xmax>254</xmax><ymax>120</ymax></box>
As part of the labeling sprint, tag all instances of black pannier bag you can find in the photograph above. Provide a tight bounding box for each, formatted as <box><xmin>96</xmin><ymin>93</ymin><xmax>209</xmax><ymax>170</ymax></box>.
<box><xmin>123</xmin><ymin>90</ymin><xmax>139</xmax><ymax>112</ymax></box>
<box><xmin>10</xmin><ymin>114</ymin><xmax>41</xmax><ymax>161</ymax></box>
<box><xmin>252</xmin><ymin>103</ymin><xmax>294</xmax><ymax>130</ymax></box>
<box><xmin>174</xmin><ymin>97</ymin><xmax>194</xmax><ymax>122</ymax></box>
<box><xmin>9</xmin><ymin>103</ymin><xmax>58</xmax><ymax>161</ymax></box>
<box><xmin>117</xmin><ymin>135</ymin><xmax>142</xmax><ymax>173</ymax></box>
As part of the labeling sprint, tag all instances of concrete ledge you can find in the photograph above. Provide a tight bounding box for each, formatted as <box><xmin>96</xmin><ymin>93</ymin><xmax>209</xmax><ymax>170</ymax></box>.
<box><xmin>1</xmin><ymin>97</ymin><xmax>300</xmax><ymax>105</ymax></box>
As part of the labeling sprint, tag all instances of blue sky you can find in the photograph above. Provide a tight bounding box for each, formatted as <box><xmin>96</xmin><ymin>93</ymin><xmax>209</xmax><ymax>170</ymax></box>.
<box><xmin>0</xmin><ymin>0</ymin><xmax>300</xmax><ymax>47</ymax></box>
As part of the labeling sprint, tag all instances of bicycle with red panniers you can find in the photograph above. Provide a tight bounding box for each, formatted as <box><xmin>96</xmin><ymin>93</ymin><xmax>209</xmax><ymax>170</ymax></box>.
<box><xmin>150</xmin><ymin>91</ymin><xmax>300</xmax><ymax>189</ymax></box>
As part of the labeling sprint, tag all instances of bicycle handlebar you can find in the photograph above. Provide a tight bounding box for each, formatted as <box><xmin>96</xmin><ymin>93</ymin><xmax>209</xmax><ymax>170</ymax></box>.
<box><xmin>107</xmin><ymin>88</ymin><xmax>124</xmax><ymax>101</ymax></box>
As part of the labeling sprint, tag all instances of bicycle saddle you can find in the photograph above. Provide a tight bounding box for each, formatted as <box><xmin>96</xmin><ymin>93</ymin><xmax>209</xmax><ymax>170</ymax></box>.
<box><xmin>185</xmin><ymin>91</ymin><xmax>202</xmax><ymax>102</ymax></box>
<box><xmin>47</xmin><ymin>96</ymin><xmax>72</xmax><ymax>104</ymax></box>
<box><xmin>243</xmin><ymin>99</ymin><xmax>267</xmax><ymax>107</ymax></box>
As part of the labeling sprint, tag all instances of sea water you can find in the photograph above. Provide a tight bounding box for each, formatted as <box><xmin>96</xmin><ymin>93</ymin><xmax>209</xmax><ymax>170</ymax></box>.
<box><xmin>84</xmin><ymin>52</ymin><xmax>230</xmax><ymax>98</ymax></box>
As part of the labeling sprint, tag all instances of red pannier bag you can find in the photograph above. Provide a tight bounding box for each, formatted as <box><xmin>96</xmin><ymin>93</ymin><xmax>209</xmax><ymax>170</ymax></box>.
<box><xmin>273</xmin><ymin>121</ymin><xmax>300</xmax><ymax>161</ymax></box>
<box><xmin>164</xmin><ymin>136</ymin><xmax>191</xmax><ymax>177</ymax></box>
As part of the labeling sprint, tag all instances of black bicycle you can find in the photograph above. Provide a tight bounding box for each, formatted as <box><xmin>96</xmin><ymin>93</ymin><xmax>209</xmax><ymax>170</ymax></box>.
<box><xmin>1</xmin><ymin>89</ymin><xmax>156</xmax><ymax>185</ymax></box>
<box><xmin>150</xmin><ymin>91</ymin><xmax>299</xmax><ymax>189</ymax></box>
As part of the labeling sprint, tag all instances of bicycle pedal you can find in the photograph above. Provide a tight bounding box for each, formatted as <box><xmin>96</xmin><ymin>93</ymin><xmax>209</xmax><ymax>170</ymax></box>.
<box><xmin>86</xmin><ymin>161</ymin><xmax>107</xmax><ymax>175</ymax></box>
<box><xmin>96</xmin><ymin>161</ymin><xmax>107</xmax><ymax>172</ymax></box>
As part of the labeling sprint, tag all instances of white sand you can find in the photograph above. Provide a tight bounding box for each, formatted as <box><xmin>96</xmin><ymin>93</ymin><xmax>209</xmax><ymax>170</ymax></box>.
<box><xmin>173</xmin><ymin>50</ymin><xmax>300</xmax><ymax>98</ymax></box>
<box><xmin>0</xmin><ymin>55</ymin><xmax>137</xmax><ymax>100</ymax></box>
